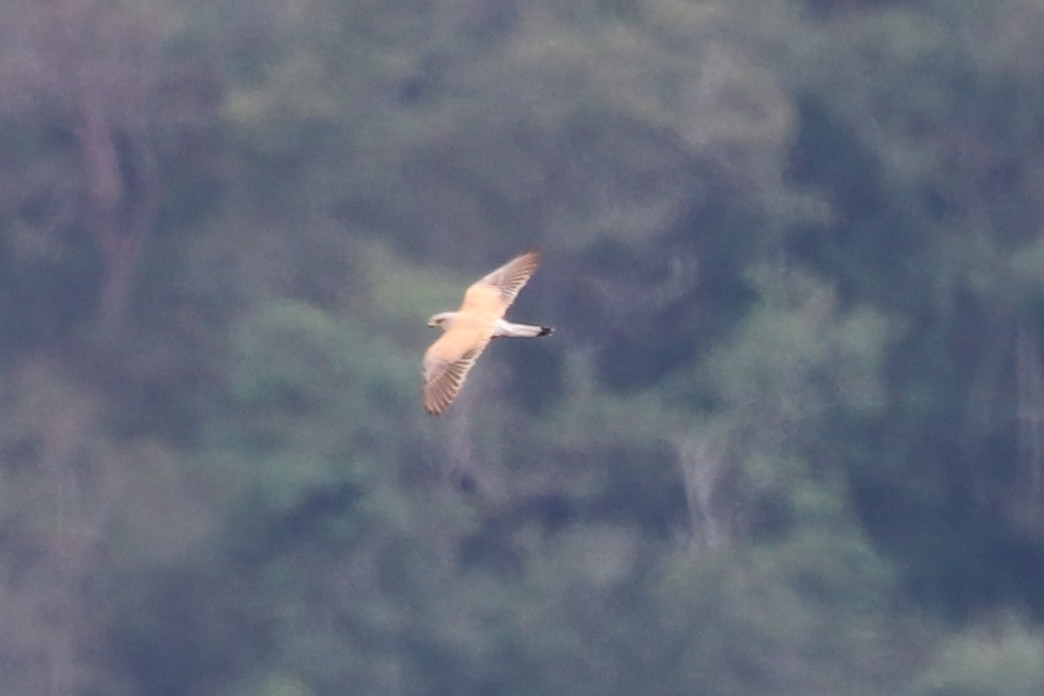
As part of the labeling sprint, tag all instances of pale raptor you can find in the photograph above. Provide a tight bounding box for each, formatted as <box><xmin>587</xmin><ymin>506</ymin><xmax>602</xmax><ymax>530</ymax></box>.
<box><xmin>423</xmin><ymin>249</ymin><xmax>553</xmax><ymax>415</ymax></box>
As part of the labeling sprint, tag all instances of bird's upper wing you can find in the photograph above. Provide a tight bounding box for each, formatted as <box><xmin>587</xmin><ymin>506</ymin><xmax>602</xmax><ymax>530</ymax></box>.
<box><xmin>462</xmin><ymin>249</ymin><xmax>541</xmax><ymax>315</ymax></box>
<box><xmin>422</xmin><ymin>328</ymin><xmax>491</xmax><ymax>415</ymax></box>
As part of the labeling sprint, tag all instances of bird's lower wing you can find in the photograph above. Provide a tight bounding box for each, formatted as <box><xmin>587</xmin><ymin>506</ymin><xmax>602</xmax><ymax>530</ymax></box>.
<box><xmin>423</xmin><ymin>335</ymin><xmax>490</xmax><ymax>415</ymax></box>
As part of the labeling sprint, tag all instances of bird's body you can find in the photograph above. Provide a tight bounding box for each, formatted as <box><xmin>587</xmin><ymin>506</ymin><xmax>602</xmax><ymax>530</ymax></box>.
<box><xmin>423</xmin><ymin>250</ymin><xmax>552</xmax><ymax>415</ymax></box>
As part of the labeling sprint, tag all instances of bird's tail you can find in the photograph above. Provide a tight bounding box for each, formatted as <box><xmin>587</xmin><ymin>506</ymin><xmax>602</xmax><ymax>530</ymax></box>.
<box><xmin>494</xmin><ymin>321</ymin><xmax>554</xmax><ymax>338</ymax></box>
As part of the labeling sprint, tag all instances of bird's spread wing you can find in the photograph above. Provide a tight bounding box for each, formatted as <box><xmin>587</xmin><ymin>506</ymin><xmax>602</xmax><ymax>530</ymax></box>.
<box><xmin>463</xmin><ymin>249</ymin><xmax>541</xmax><ymax>314</ymax></box>
<box><xmin>423</xmin><ymin>332</ymin><xmax>490</xmax><ymax>415</ymax></box>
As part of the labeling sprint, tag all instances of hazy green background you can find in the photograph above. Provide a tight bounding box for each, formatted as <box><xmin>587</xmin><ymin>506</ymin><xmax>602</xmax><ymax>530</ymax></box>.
<box><xmin>2</xmin><ymin>0</ymin><xmax>1044</xmax><ymax>694</ymax></box>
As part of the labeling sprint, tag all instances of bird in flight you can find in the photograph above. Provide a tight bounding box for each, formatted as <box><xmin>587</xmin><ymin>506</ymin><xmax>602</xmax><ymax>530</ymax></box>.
<box><xmin>423</xmin><ymin>249</ymin><xmax>553</xmax><ymax>415</ymax></box>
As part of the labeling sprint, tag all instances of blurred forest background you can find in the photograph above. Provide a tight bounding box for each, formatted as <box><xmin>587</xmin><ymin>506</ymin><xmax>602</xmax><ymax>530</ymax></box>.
<box><xmin>2</xmin><ymin>0</ymin><xmax>1044</xmax><ymax>694</ymax></box>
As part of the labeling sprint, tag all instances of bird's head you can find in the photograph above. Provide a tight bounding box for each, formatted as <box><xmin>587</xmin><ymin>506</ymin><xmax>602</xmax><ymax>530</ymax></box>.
<box><xmin>427</xmin><ymin>312</ymin><xmax>454</xmax><ymax>330</ymax></box>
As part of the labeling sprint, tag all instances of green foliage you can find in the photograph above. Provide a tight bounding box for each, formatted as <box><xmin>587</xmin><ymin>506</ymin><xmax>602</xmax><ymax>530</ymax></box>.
<box><xmin>3</xmin><ymin>0</ymin><xmax>1044</xmax><ymax>693</ymax></box>
<box><xmin>910</xmin><ymin>618</ymin><xmax>1044</xmax><ymax>696</ymax></box>
<box><xmin>220</xmin><ymin>298</ymin><xmax>417</xmax><ymax>513</ymax></box>
<box><xmin>703</xmin><ymin>264</ymin><xmax>891</xmax><ymax>420</ymax></box>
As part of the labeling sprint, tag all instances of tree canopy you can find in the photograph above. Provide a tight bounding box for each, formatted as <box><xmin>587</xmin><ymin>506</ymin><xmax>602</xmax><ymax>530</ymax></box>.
<box><xmin>2</xmin><ymin>0</ymin><xmax>1044</xmax><ymax>694</ymax></box>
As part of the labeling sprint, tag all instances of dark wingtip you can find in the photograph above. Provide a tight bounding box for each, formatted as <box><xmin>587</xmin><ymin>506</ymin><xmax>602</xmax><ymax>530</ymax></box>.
<box><xmin>538</xmin><ymin>326</ymin><xmax>554</xmax><ymax>337</ymax></box>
